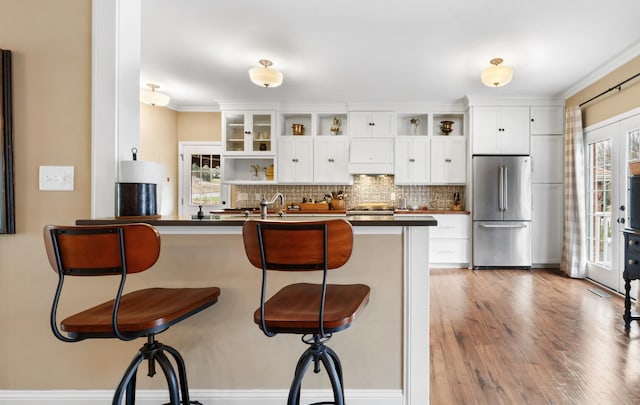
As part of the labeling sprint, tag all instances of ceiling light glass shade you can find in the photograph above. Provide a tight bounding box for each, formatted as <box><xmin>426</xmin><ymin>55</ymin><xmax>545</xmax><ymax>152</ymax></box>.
<box><xmin>481</xmin><ymin>58</ymin><xmax>513</xmax><ymax>87</ymax></box>
<box><xmin>249</xmin><ymin>59</ymin><xmax>283</xmax><ymax>88</ymax></box>
<box><xmin>140</xmin><ymin>83</ymin><xmax>170</xmax><ymax>106</ymax></box>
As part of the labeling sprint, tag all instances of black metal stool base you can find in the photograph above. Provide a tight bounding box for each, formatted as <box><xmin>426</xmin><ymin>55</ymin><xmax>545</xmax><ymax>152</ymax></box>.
<box><xmin>287</xmin><ymin>335</ymin><xmax>345</xmax><ymax>405</ymax></box>
<box><xmin>113</xmin><ymin>335</ymin><xmax>200</xmax><ymax>405</ymax></box>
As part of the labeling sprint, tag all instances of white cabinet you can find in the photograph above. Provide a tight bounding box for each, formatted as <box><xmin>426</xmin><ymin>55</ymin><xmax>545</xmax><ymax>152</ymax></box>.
<box><xmin>349</xmin><ymin>138</ymin><xmax>394</xmax><ymax>174</ymax></box>
<box><xmin>430</xmin><ymin>137</ymin><xmax>466</xmax><ymax>184</ymax></box>
<box><xmin>277</xmin><ymin>137</ymin><xmax>314</xmax><ymax>183</ymax></box>
<box><xmin>314</xmin><ymin>136</ymin><xmax>351</xmax><ymax>184</ymax></box>
<box><xmin>472</xmin><ymin>106</ymin><xmax>530</xmax><ymax>155</ymax></box>
<box><xmin>349</xmin><ymin>111</ymin><xmax>393</xmax><ymax>137</ymax></box>
<box><xmin>532</xmin><ymin>184</ymin><xmax>563</xmax><ymax>264</ymax></box>
<box><xmin>394</xmin><ymin>137</ymin><xmax>430</xmax><ymax>184</ymax></box>
<box><xmin>223</xmin><ymin>111</ymin><xmax>275</xmax><ymax>154</ymax></box>
<box><xmin>430</xmin><ymin>214</ymin><xmax>470</xmax><ymax>267</ymax></box>
<box><xmin>530</xmin><ymin>106</ymin><xmax>564</xmax><ymax>135</ymax></box>
<box><xmin>531</xmin><ymin>136</ymin><xmax>563</xmax><ymax>183</ymax></box>
<box><xmin>530</xmin><ymin>107</ymin><xmax>564</xmax><ymax>265</ymax></box>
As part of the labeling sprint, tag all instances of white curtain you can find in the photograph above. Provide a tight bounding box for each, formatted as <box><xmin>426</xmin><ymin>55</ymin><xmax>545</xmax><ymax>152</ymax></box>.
<box><xmin>561</xmin><ymin>106</ymin><xmax>588</xmax><ymax>278</ymax></box>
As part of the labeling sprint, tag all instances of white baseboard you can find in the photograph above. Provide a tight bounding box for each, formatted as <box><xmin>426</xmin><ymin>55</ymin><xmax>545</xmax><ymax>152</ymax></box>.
<box><xmin>0</xmin><ymin>389</ymin><xmax>403</xmax><ymax>404</ymax></box>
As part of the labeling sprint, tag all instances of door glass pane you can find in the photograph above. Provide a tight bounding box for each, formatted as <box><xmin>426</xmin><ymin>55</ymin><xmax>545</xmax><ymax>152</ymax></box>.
<box><xmin>190</xmin><ymin>154</ymin><xmax>222</xmax><ymax>205</ymax></box>
<box><xmin>587</xmin><ymin>140</ymin><xmax>612</xmax><ymax>267</ymax></box>
<box><xmin>628</xmin><ymin>129</ymin><xmax>640</xmax><ymax>161</ymax></box>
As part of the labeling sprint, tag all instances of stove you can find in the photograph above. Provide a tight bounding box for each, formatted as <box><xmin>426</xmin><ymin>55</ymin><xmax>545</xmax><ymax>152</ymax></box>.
<box><xmin>347</xmin><ymin>203</ymin><xmax>395</xmax><ymax>216</ymax></box>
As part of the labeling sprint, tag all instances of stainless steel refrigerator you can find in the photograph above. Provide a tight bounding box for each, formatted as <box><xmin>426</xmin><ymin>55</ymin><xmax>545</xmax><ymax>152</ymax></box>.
<box><xmin>472</xmin><ymin>155</ymin><xmax>532</xmax><ymax>268</ymax></box>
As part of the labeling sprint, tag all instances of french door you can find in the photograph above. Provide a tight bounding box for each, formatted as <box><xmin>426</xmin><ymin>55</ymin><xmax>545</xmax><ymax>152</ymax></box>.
<box><xmin>585</xmin><ymin>111</ymin><xmax>640</xmax><ymax>293</ymax></box>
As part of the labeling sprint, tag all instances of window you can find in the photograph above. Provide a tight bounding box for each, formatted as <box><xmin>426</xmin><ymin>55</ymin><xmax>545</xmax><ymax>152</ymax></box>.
<box><xmin>179</xmin><ymin>142</ymin><xmax>228</xmax><ymax>216</ymax></box>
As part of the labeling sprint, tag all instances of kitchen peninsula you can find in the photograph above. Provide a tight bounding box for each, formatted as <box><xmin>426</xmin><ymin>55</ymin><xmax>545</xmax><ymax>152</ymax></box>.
<box><xmin>76</xmin><ymin>214</ymin><xmax>435</xmax><ymax>405</ymax></box>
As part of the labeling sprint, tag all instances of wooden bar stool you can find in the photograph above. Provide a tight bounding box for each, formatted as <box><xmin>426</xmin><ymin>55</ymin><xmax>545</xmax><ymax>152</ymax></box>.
<box><xmin>43</xmin><ymin>223</ymin><xmax>221</xmax><ymax>405</ymax></box>
<box><xmin>242</xmin><ymin>219</ymin><xmax>370</xmax><ymax>405</ymax></box>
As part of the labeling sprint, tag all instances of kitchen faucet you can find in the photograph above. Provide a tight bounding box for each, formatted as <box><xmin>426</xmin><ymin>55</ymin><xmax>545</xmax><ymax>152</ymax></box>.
<box><xmin>259</xmin><ymin>192</ymin><xmax>285</xmax><ymax>219</ymax></box>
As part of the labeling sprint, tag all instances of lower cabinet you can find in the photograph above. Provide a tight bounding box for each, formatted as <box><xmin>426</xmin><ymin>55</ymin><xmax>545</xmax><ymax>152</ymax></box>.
<box><xmin>430</xmin><ymin>214</ymin><xmax>470</xmax><ymax>267</ymax></box>
<box><xmin>532</xmin><ymin>183</ymin><xmax>563</xmax><ymax>264</ymax></box>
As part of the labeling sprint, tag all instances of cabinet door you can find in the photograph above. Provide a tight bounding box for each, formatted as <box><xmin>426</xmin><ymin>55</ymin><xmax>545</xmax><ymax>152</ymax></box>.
<box><xmin>277</xmin><ymin>137</ymin><xmax>313</xmax><ymax>183</ymax></box>
<box><xmin>348</xmin><ymin>112</ymin><xmax>370</xmax><ymax>138</ymax></box>
<box><xmin>223</xmin><ymin>112</ymin><xmax>248</xmax><ymax>153</ymax></box>
<box><xmin>531</xmin><ymin>135</ymin><xmax>563</xmax><ymax>183</ymax></box>
<box><xmin>530</xmin><ymin>106</ymin><xmax>564</xmax><ymax>135</ymax></box>
<box><xmin>395</xmin><ymin>137</ymin><xmax>429</xmax><ymax>184</ymax></box>
<box><xmin>370</xmin><ymin>112</ymin><xmax>393</xmax><ymax>137</ymax></box>
<box><xmin>348</xmin><ymin>138</ymin><xmax>394</xmax><ymax>174</ymax></box>
<box><xmin>431</xmin><ymin>137</ymin><xmax>466</xmax><ymax>184</ymax></box>
<box><xmin>471</xmin><ymin>107</ymin><xmax>500</xmax><ymax>155</ymax></box>
<box><xmin>314</xmin><ymin>137</ymin><xmax>351</xmax><ymax>184</ymax></box>
<box><xmin>532</xmin><ymin>183</ymin><xmax>563</xmax><ymax>264</ymax></box>
<box><xmin>500</xmin><ymin>107</ymin><xmax>530</xmax><ymax>154</ymax></box>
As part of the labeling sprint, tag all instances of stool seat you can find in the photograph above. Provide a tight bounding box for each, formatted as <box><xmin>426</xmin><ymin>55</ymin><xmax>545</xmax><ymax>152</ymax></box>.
<box><xmin>62</xmin><ymin>287</ymin><xmax>220</xmax><ymax>338</ymax></box>
<box><xmin>256</xmin><ymin>283</ymin><xmax>369</xmax><ymax>334</ymax></box>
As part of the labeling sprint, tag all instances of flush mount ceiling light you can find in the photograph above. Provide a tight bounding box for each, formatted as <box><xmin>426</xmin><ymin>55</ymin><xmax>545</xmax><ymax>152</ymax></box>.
<box><xmin>248</xmin><ymin>59</ymin><xmax>283</xmax><ymax>88</ymax></box>
<box><xmin>140</xmin><ymin>83</ymin><xmax>170</xmax><ymax>106</ymax></box>
<box><xmin>481</xmin><ymin>58</ymin><xmax>513</xmax><ymax>88</ymax></box>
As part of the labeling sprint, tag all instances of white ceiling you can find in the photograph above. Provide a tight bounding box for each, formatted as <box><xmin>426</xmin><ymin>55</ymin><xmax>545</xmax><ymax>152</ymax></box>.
<box><xmin>141</xmin><ymin>0</ymin><xmax>640</xmax><ymax>110</ymax></box>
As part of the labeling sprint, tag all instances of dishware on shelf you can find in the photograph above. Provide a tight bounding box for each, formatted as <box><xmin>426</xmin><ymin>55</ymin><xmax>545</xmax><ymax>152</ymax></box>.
<box><xmin>440</xmin><ymin>120</ymin><xmax>454</xmax><ymax>135</ymax></box>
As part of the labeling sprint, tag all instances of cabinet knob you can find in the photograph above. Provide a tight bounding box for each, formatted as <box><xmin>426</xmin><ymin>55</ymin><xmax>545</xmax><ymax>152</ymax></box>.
<box><xmin>531</xmin><ymin>118</ymin><xmax>535</xmax><ymax>122</ymax></box>
<box><xmin>292</xmin><ymin>158</ymin><xmax>298</xmax><ymax>162</ymax></box>
<box><xmin>328</xmin><ymin>158</ymin><xmax>335</xmax><ymax>162</ymax></box>
<box><xmin>445</xmin><ymin>159</ymin><xmax>452</xmax><ymax>163</ymax></box>
<box><xmin>409</xmin><ymin>158</ymin><xmax>415</xmax><ymax>162</ymax></box>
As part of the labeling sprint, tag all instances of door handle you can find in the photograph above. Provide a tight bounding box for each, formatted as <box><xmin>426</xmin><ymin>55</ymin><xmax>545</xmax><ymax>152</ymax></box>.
<box><xmin>617</xmin><ymin>217</ymin><xmax>626</xmax><ymax>224</ymax></box>
<box><xmin>479</xmin><ymin>223</ymin><xmax>528</xmax><ymax>228</ymax></box>
<box><xmin>499</xmin><ymin>166</ymin><xmax>504</xmax><ymax>212</ymax></box>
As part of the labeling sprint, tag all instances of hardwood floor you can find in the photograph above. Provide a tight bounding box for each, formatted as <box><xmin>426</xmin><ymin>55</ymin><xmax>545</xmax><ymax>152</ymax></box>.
<box><xmin>430</xmin><ymin>268</ymin><xmax>640</xmax><ymax>405</ymax></box>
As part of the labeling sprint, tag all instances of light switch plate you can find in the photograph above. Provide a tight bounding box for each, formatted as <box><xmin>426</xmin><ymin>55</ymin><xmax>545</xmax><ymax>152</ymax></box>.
<box><xmin>39</xmin><ymin>166</ymin><xmax>74</xmax><ymax>191</ymax></box>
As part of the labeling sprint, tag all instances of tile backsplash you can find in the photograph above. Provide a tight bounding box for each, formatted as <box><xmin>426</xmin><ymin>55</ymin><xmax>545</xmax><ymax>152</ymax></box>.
<box><xmin>234</xmin><ymin>175</ymin><xmax>465</xmax><ymax>210</ymax></box>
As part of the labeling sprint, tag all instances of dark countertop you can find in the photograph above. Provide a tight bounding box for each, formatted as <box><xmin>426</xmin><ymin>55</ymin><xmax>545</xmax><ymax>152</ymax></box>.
<box><xmin>76</xmin><ymin>214</ymin><xmax>437</xmax><ymax>227</ymax></box>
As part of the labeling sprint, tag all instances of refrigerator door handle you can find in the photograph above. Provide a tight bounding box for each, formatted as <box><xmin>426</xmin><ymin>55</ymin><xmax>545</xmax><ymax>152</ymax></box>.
<box><xmin>503</xmin><ymin>165</ymin><xmax>508</xmax><ymax>212</ymax></box>
<box><xmin>479</xmin><ymin>223</ymin><xmax>528</xmax><ymax>228</ymax></box>
<box><xmin>499</xmin><ymin>166</ymin><xmax>504</xmax><ymax>212</ymax></box>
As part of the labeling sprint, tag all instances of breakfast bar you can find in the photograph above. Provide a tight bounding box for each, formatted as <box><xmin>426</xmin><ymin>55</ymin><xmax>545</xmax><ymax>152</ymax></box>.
<box><xmin>76</xmin><ymin>214</ymin><xmax>436</xmax><ymax>405</ymax></box>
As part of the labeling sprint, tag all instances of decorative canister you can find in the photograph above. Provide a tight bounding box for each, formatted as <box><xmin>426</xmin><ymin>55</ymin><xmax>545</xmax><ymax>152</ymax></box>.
<box><xmin>440</xmin><ymin>120</ymin><xmax>454</xmax><ymax>135</ymax></box>
<box><xmin>292</xmin><ymin>123</ymin><xmax>305</xmax><ymax>135</ymax></box>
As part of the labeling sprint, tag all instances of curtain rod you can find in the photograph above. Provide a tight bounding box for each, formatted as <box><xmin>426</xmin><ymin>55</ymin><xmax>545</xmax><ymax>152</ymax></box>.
<box><xmin>579</xmin><ymin>71</ymin><xmax>640</xmax><ymax>107</ymax></box>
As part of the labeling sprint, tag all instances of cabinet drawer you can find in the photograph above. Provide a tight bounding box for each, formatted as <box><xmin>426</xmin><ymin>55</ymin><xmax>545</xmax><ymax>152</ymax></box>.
<box><xmin>430</xmin><ymin>239</ymin><xmax>469</xmax><ymax>263</ymax></box>
<box><xmin>625</xmin><ymin>233</ymin><xmax>640</xmax><ymax>279</ymax></box>
<box><xmin>431</xmin><ymin>215</ymin><xmax>470</xmax><ymax>239</ymax></box>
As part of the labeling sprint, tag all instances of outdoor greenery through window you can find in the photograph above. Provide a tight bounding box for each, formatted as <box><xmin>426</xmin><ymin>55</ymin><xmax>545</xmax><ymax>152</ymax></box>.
<box><xmin>191</xmin><ymin>154</ymin><xmax>222</xmax><ymax>205</ymax></box>
<box><xmin>587</xmin><ymin>140</ymin><xmax>612</xmax><ymax>266</ymax></box>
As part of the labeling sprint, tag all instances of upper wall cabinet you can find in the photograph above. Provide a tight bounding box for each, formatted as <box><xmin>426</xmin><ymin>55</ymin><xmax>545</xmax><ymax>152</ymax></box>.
<box><xmin>349</xmin><ymin>111</ymin><xmax>393</xmax><ymax>137</ymax></box>
<box><xmin>530</xmin><ymin>106</ymin><xmax>564</xmax><ymax>135</ymax></box>
<box><xmin>471</xmin><ymin>106</ymin><xmax>530</xmax><ymax>155</ymax></box>
<box><xmin>223</xmin><ymin>111</ymin><xmax>275</xmax><ymax>154</ymax></box>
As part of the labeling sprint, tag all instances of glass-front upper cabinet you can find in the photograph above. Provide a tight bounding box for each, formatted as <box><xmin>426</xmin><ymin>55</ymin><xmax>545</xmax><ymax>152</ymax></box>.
<box><xmin>223</xmin><ymin>111</ymin><xmax>275</xmax><ymax>154</ymax></box>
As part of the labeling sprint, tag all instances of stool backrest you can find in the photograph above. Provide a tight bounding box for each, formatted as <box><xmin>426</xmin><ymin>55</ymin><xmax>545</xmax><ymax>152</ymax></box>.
<box><xmin>242</xmin><ymin>219</ymin><xmax>353</xmax><ymax>272</ymax></box>
<box><xmin>43</xmin><ymin>223</ymin><xmax>160</xmax><ymax>276</ymax></box>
